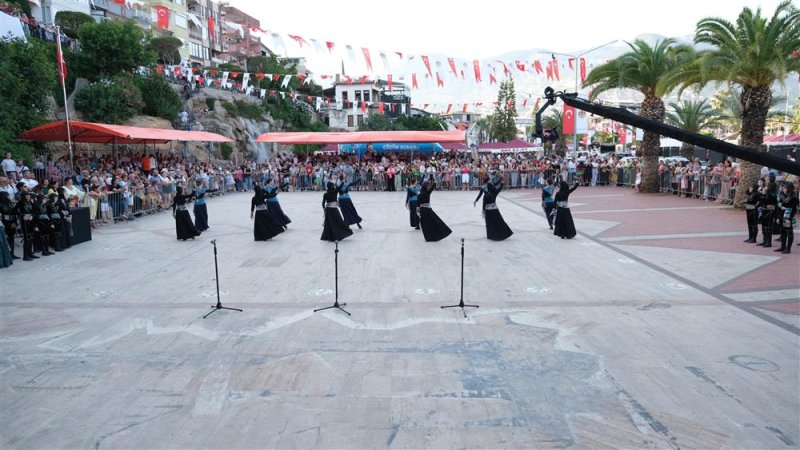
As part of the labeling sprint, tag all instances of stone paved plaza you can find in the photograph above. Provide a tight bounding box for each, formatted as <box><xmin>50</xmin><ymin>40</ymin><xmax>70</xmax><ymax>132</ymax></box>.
<box><xmin>1</xmin><ymin>187</ymin><xmax>798</xmax><ymax>449</ymax></box>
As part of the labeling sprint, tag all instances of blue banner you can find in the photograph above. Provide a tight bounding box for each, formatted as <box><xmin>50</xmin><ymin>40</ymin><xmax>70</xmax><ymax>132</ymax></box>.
<box><xmin>337</xmin><ymin>143</ymin><xmax>444</xmax><ymax>156</ymax></box>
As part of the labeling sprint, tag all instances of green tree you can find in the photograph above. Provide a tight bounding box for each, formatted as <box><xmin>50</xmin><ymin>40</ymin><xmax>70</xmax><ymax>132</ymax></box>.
<box><xmin>792</xmin><ymin>99</ymin><xmax>800</xmax><ymax>133</ymax></box>
<box><xmin>675</xmin><ymin>1</ymin><xmax>800</xmax><ymax>206</ymax></box>
<box><xmin>360</xmin><ymin>113</ymin><xmax>392</xmax><ymax>131</ymax></box>
<box><xmin>0</xmin><ymin>39</ymin><xmax>55</xmax><ymax>138</ymax></box>
<box><xmin>75</xmin><ymin>75</ymin><xmax>144</xmax><ymax>124</ymax></box>
<box><xmin>584</xmin><ymin>38</ymin><xmax>695</xmax><ymax>193</ymax></box>
<box><xmin>666</xmin><ymin>99</ymin><xmax>723</xmax><ymax>158</ymax></box>
<box><xmin>137</xmin><ymin>73</ymin><xmax>181</xmax><ymax>121</ymax></box>
<box><xmin>75</xmin><ymin>20</ymin><xmax>155</xmax><ymax>81</ymax></box>
<box><xmin>491</xmin><ymin>79</ymin><xmax>518</xmax><ymax>141</ymax></box>
<box><xmin>54</xmin><ymin>11</ymin><xmax>94</xmax><ymax>39</ymax></box>
<box><xmin>149</xmin><ymin>36</ymin><xmax>183</xmax><ymax>66</ymax></box>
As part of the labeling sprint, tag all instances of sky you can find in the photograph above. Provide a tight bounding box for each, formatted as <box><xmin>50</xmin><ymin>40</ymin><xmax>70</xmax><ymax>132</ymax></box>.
<box><xmin>226</xmin><ymin>0</ymin><xmax>789</xmax><ymax>60</ymax></box>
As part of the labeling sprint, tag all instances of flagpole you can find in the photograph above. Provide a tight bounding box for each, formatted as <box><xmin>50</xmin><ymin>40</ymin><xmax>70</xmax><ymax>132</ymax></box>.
<box><xmin>56</xmin><ymin>26</ymin><xmax>74</xmax><ymax>176</ymax></box>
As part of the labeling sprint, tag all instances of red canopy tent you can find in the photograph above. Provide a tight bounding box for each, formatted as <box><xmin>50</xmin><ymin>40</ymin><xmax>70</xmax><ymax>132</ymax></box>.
<box><xmin>18</xmin><ymin>120</ymin><xmax>233</xmax><ymax>144</ymax></box>
<box><xmin>256</xmin><ymin>130</ymin><xmax>465</xmax><ymax>144</ymax></box>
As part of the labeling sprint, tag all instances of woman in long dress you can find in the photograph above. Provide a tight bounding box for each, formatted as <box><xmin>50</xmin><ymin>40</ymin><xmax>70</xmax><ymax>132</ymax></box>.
<box><xmin>172</xmin><ymin>185</ymin><xmax>201</xmax><ymax>241</ymax></box>
<box><xmin>250</xmin><ymin>184</ymin><xmax>284</xmax><ymax>241</ymax></box>
<box><xmin>264</xmin><ymin>178</ymin><xmax>291</xmax><ymax>230</ymax></box>
<box><xmin>474</xmin><ymin>179</ymin><xmax>513</xmax><ymax>241</ymax></box>
<box><xmin>193</xmin><ymin>179</ymin><xmax>209</xmax><ymax>232</ymax></box>
<box><xmin>337</xmin><ymin>175</ymin><xmax>362</xmax><ymax>229</ymax></box>
<box><xmin>321</xmin><ymin>182</ymin><xmax>353</xmax><ymax>242</ymax></box>
<box><xmin>553</xmin><ymin>181</ymin><xmax>578</xmax><ymax>239</ymax></box>
<box><xmin>418</xmin><ymin>177</ymin><xmax>452</xmax><ymax>242</ymax></box>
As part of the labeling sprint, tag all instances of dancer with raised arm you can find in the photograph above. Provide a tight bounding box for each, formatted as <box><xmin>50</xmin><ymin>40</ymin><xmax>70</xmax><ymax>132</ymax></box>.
<box><xmin>172</xmin><ymin>185</ymin><xmax>201</xmax><ymax>241</ymax></box>
<box><xmin>406</xmin><ymin>177</ymin><xmax>421</xmax><ymax>230</ymax></box>
<box><xmin>418</xmin><ymin>176</ymin><xmax>452</xmax><ymax>242</ymax></box>
<box><xmin>337</xmin><ymin>174</ymin><xmax>362</xmax><ymax>229</ymax></box>
<box><xmin>321</xmin><ymin>182</ymin><xmax>353</xmax><ymax>242</ymax></box>
<box><xmin>264</xmin><ymin>177</ymin><xmax>291</xmax><ymax>230</ymax></box>
<box><xmin>474</xmin><ymin>178</ymin><xmax>513</xmax><ymax>241</ymax></box>
<box><xmin>553</xmin><ymin>181</ymin><xmax>579</xmax><ymax>239</ymax></box>
<box><xmin>250</xmin><ymin>183</ymin><xmax>284</xmax><ymax>241</ymax></box>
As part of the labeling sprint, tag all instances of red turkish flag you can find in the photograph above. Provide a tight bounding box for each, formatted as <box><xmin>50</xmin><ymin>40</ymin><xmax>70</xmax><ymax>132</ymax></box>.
<box><xmin>579</xmin><ymin>57</ymin><xmax>587</xmax><ymax>83</ymax></box>
<box><xmin>533</xmin><ymin>60</ymin><xmax>543</xmax><ymax>74</ymax></box>
<box><xmin>378</xmin><ymin>102</ymin><xmax>384</xmax><ymax>114</ymax></box>
<box><xmin>360</xmin><ymin>75</ymin><xmax>368</xmax><ymax>84</ymax></box>
<box><xmin>515</xmin><ymin>60</ymin><xmax>526</xmax><ymax>72</ymax></box>
<box><xmin>207</xmin><ymin>17</ymin><xmax>215</xmax><ymax>41</ymax></box>
<box><xmin>272</xmin><ymin>73</ymin><xmax>281</xmax><ymax>82</ymax></box>
<box><xmin>473</xmin><ymin>60</ymin><xmax>481</xmax><ymax>82</ymax></box>
<box><xmin>154</xmin><ymin>6</ymin><xmax>169</xmax><ymax>30</ymax></box>
<box><xmin>114</xmin><ymin>0</ymin><xmax>124</xmax><ymax>4</ymax></box>
<box><xmin>568</xmin><ymin>57</ymin><xmax>575</xmax><ymax>71</ymax></box>
<box><xmin>552</xmin><ymin>60</ymin><xmax>560</xmax><ymax>81</ymax></box>
<box><xmin>209</xmin><ymin>69</ymin><xmax>218</xmax><ymax>76</ymax></box>
<box><xmin>436</xmin><ymin>73</ymin><xmax>444</xmax><ymax>88</ymax></box>
<box><xmin>462</xmin><ymin>104</ymin><xmax>467</xmax><ymax>113</ymax></box>
<box><xmin>546</xmin><ymin>64</ymin><xmax>553</xmax><ymax>80</ymax></box>
<box><xmin>55</xmin><ymin>29</ymin><xmax>67</xmax><ymax>82</ymax></box>
<box><xmin>617</xmin><ymin>126</ymin><xmax>626</xmax><ymax>144</ymax></box>
<box><xmin>325</xmin><ymin>41</ymin><xmax>335</xmax><ymax>53</ymax></box>
<box><xmin>155</xmin><ymin>64</ymin><xmax>164</xmax><ymax>75</ymax></box>
<box><xmin>563</xmin><ymin>103</ymin><xmax>576</xmax><ymax>135</ymax></box>
<box><xmin>360</xmin><ymin>101</ymin><xmax>367</xmax><ymax>113</ymax></box>
<box><xmin>362</xmin><ymin>48</ymin><xmax>373</xmax><ymax>72</ymax></box>
<box><xmin>421</xmin><ymin>56</ymin><xmax>433</xmax><ymax>77</ymax></box>
<box><xmin>423</xmin><ymin>104</ymin><xmax>429</xmax><ymax>110</ymax></box>
<box><xmin>297</xmin><ymin>74</ymin><xmax>306</xmax><ymax>84</ymax></box>
<box><xmin>448</xmin><ymin>58</ymin><xmax>458</xmax><ymax>77</ymax></box>
<box><xmin>496</xmin><ymin>61</ymin><xmax>510</xmax><ymax>76</ymax></box>
<box><xmin>230</xmin><ymin>72</ymin><xmax>239</xmax><ymax>78</ymax></box>
<box><xmin>446</xmin><ymin>104</ymin><xmax>452</xmax><ymax>114</ymax></box>
<box><xmin>387</xmin><ymin>74</ymin><xmax>392</xmax><ymax>91</ymax></box>
<box><xmin>489</xmin><ymin>73</ymin><xmax>496</xmax><ymax>85</ymax></box>
<box><xmin>412</xmin><ymin>73</ymin><xmax>418</xmax><ymax>89</ymax></box>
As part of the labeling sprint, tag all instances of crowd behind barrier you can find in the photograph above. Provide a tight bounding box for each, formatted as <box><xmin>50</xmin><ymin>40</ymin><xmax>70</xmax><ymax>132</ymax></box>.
<box><xmin>5</xmin><ymin>148</ymin><xmax>796</xmax><ymax>237</ymax></box>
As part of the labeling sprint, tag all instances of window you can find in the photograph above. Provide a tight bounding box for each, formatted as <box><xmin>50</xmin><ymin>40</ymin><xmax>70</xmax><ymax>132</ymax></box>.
<box><xmin>357</xmin><ymin>115</ymin><xmax>364</xmax><ymax>126</ymax></box>
<box><xmin>363</xmin><ymin>91</ymin><xmax>370</xmax><ymax>102</ymax></box>
<box><xmin>347</xmin><ymin>115</ymin><xmax>354</xmax><ymax>127</ymax></box>
<box><xmin>354</xmin><ymin>91</ymin><xmax>362</xmax><ymax>102</ymax></box>
<box><xmin>341</xmin><ymin>91</ymin><xmax>348</xmax><ymax>103</ymax></box>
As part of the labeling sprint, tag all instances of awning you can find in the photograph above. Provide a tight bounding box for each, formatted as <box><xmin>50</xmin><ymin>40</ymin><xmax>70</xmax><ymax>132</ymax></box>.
<box><xmin>256</xmin><ymin>130</ymin><xmax>465</xmax><ymax>144</ymax></box>
<box><xmin>18</xmin><ymin>121</ymin><xmax>233</xmax><ymax>145</ymax></box>
<box><xmin>187</xmin><ymin>13</ymin><xmax>203</xmax><ymax>29</ymax></box>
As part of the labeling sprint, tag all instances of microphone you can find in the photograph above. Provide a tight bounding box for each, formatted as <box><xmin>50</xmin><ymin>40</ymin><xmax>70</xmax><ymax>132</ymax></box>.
<box><xmin>210</xmin><ymin>239</ymin><xmax>217</xmax><ymax>244</ymax></box>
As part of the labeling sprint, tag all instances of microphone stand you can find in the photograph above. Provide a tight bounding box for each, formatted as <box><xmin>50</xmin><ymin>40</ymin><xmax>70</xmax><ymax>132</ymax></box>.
<box><xmin>441</xmin><ymin>238</ymin><xmax>479</xmax><ymax>317</ymax></box>
<box><xmin>314</xmin><ymin>241</ymin><xmax>351</xmax><ymax>315</ymax></box>
<box><xmin>203</xmin><ymin>239</ymin><xmax>242</xmax><ymax>318</ymax></box>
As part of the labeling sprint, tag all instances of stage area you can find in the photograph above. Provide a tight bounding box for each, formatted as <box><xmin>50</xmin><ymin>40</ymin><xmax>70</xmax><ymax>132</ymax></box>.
<box><xmin>1</xmin><ymin>187</ymin><xmax>798</xmax><ymax>448</ymax></box>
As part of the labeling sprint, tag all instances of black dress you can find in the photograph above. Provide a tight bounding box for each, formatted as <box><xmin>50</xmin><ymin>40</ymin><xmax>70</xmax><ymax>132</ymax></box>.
<box><xmin>193</xmin><ymin>187</ymin><xmax>209</xmax><ymax>232</ymax></box>
<box><xmin>475</xmin><ymin>182</ymin><xmax>513</xmax><ymax>241</ymax></box>
<box><xmin>553</xmin><ymin>184</ymin><xmax>578</xmax><ymax>239</ymax></box>
<box><xmin>251</xmin><ymin>190</ymin><xmax>284</xmax><ymax>241</ymax></box>
<box><xmin>338</xmin><ymin>179</ymin><xmax>362</xmax><ymax>226</ymax></box>
<box><xmin>172</xmin><ymin>192</ymin><xmax>201</xmax><ymax>240</ymax></box>
<box><xmin>418</xmin><ymin>182</ymin><xmax>452</xmax><ymax>242</ymax></box>
<box><xmin>406</xmin><ymin>184</ymin><xmax>421</xmax><ymax>228</ymax></box>
<box><xmin>264</xmin><ymin>184</ymin><xmax>291</xmax><ymax>227</ymax></box>
<box><xmin>321</xmin><ymin>187</ymin><xmax>353</xmax><ymax>242</ymax></box>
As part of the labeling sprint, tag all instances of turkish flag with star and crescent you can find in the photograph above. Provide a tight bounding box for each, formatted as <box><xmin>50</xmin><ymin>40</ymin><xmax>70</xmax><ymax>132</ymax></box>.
<box><xmin>154</xmin><ymin>6</ymin><xmax>169</xmax><ymax>30</ymax></box>
<box><xmin>562</xmin><ymin>103</ymin><xmax>576</xmax><ymax>135</ymax></box>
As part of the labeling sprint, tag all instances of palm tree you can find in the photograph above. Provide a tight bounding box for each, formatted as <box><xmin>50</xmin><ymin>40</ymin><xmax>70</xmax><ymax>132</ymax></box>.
<box><xmin>474</xmin><ymin>116</ymin><xmax>493</xmax><ymax>143</ymax></box>
<box><xmin>679</xmin><ymin>1</ymin><xmax>800</xmax><ymax>206</ymax></box>
<box><xmin>542</xmin><ymin>110</ymin><xmax>566</xmax><ymax>156</ymax></box>
<box><xmin>583</xmin><ymin>38</ymin><xmax>695</xmax><ymax>193</ymax></box>
<box><xmin>665</xmin><ymin>99</ymin><xmax>722</xmax><ymax>158</ymax></box>
<box><xmin>711</xmin><ymin>90</ymin><xmax>787</xmax><ymax>139</ymax></box>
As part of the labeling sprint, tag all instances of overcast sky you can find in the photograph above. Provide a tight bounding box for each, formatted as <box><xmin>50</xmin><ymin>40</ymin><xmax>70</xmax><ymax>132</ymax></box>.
<box><xmin>226</xmin><ymin>0</ymin><xmax>788</xmax><ymax>59</ymax></box>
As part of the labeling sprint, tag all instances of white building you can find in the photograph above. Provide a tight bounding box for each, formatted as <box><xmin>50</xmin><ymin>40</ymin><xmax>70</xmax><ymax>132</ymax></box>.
<box><xmin>321</xmin><ymin>79</ymin><xmax>384</xmax><ymax>130</ymax></box>
<box><xmin>32</xmin><ymin>0</ymin><xmax>91</xmax><ymax>23</ymax></box>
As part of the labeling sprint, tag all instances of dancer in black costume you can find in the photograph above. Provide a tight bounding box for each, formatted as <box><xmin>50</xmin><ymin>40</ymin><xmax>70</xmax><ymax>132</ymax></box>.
<box><xmin>417</xmin><ymin>176</ymin><xmax>452</xmax><ymax>242</ymax></box>
<box><xmin>264</xmin><ymin>178</ymin><xmax>291</xmax><ymax>229</ymax></box>
<box><xmin>55</xmin><ymin>187</ymin><xmax>72</xmax><ymax>250</ymax></box>
<box><xmin>337</xmin><ymin>174</ymin><xmax>362</xmax><ymax>229</ymax></box>
<box><xmin>553</xmin><ymin>181</ymin><xmax>578</xmax><ymax>239</ymax></box>
<box><xmin>321</xmin><ymin>182</ymin><xmax>353</xmax><ymax>242</ymax></box>
<box><xmin>775</xmin><ymin>182</ymin><xmax>797</xmax><ymax>253</ymax></box>
<box><xmin>172</xmin><ymin>185</ymin><xmax>201</xmax><ymax>241</ymax></box>
<box><xmin>250</xmin><ymin>184</ymin><xmax>284</xmax><ymax>241</ymax></box>
<box><xmin>743</xmin><ymin>182</ymin><xmax>761</xmax><ymax>243</ymax></box>
<box><xmin>405</xmin><ymin>177</ymin><xmax>421</xmax><ymax>229</ymax></box>
<box><xmin>474</xmin><ymin>178</ymin><xmax>513</xmax><ymax>241</ymax></box>
<box><xmin>193</xmin><ymin>179</ymin><xmax>209</xmax><ymax>232</ymax></box>
<box><xmin>0</xmin><ymin>192</ymin><xmax>20</xmax><ymax>260</ymax></box>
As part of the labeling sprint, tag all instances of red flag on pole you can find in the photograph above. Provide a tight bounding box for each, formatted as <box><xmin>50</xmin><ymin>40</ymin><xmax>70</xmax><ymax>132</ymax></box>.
<box><xmin>436</xmin><ymin>73</ymin><xmax>444</xmax><ymax>88</ymax></box>
<box><xmin>489</xmin><ymin>73</ymin><xmax>496</xmax><ymax>85</ymax></box>
<box><xmin>562</xmin><ymin>103</ymin><xmax>576</xmax><ymax>135</ymax></box>
<box><xmin>387</xmin><ymin>74</ymin><xmax>392</xmax><ymax>91</ymax></box>
<box><xmin>533</xmin><ymin>60</ymin><xmax>543</xmax><ymax>74</ymax></box>
<box><xmin>579</xmin><ymin>57</ymin><xmax>587</xmax><ymax>83</ymax></box>
<box><xmin>326</xmin><ymin>41</ymin><xmax>335</xmax><ymax>53</ymax></box>
<box><xmin>362</xmin><ymin>48</ymin><xmax>373</xmax><ymax>72</ymax></box>
<box><xmin>446</xmin><ymin>104</ymin><xmax>452</xmax><ymax>114</ymax></box>
<box><xmin>412</xmin><ymin>73</ymin><xmax>418</xmax><ymax>89</ymax></box>
<box><xmin>473</xmin><ymin>60</ymin><xmax>481</xmax><ymax>82</ymax></box>
<box><xmin>56</xmin><ymin>32</ymin><xmax>67</xmax><ymax>82</ymax></box>
<box><xmin>154</xmin><ymin>6</ymin><xmax>170</xmax><ymax>30</ymax></box>
<box><xmin>448</xmin><ymin>58</ymin><xmax>458</xmax><ymax>77</ymax></box>
<box><xmin>462</xmin><ymin>104</ymin><xmax>467</xmax><ymax>113</ymax></box>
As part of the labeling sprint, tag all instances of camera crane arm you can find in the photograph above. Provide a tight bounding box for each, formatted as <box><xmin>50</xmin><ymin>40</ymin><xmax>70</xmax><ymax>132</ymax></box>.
<box><xmin>536</xmin><ymin>87</ymin><xmax>800</xmax><ymax>176</ymax></box>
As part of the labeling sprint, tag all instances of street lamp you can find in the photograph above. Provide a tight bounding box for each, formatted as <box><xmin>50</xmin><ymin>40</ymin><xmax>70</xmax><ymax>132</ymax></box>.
<box><xmin>552</xmin><ymin>39</ymin><xmax>619</xmax><ymax>156</ymax></box>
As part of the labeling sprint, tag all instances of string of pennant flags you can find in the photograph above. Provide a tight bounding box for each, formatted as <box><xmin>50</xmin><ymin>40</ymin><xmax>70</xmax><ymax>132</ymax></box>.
<box><xmin>158</xmin><ymin>63</ymin><xmax>553</xmax><ymax>116</ymax></box>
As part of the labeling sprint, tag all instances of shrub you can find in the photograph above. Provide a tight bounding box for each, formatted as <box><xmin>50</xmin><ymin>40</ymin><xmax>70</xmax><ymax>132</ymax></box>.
<box><xmin>235</xmin><ymin>101</ymin><xmax>264</xmax><ymax>120</ymax></box>
<box><xmin>137</xmin><ymin>74</ymin><xmax>181</xmax><ymax>121</ymax></box>
<box><xmin>75</xmin><ymin>75</ymin><xmax>144</xmax><ymax>124</ymax></box>
<box><xmin>54</xmin><ymin>11</ymin><xmax>94</xmax><ymax>39</ymax></box>
<box><xmin>220</xmin><ymin>142</ymin><xmax>233</xmax><ymax>160</ymax></box>
<box><xmin>221</xmin><ymin>101</ymin><xmax>237</xmax><ymax>117</ymax></box>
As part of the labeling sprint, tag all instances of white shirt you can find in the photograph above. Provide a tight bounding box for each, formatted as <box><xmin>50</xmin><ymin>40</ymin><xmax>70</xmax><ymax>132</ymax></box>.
<box><xmin>63</xmin><ymin>184</ymin><xmax>84</xmax><ymax>201</ymax></box>
<box><xmin>0</xmin><ymin>184</ymin><xmax>15</xmax><ymax>196</ymax></box>
<box><xmin>22</xmin><ymin>178</ymin><xmax>38</xmax><ymax>189</ymax></box>
<box><xmin>1</xmin><ymin>158</ymin><xmax>16</xmax><ymax>174</ymax></box>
